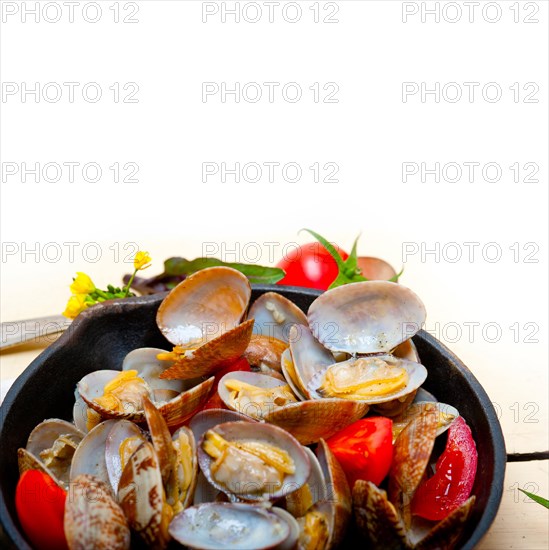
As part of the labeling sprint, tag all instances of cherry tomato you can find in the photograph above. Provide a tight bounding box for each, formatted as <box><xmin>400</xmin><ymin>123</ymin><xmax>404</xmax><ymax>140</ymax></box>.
<box><xmin>276</xmin><ymin>242</ymin><xmax>349</xmax><ymax>290</ymax></box>
<box><xmin>412</xmin><ymin>416</ymin><xmax>478</xmax><ymax>521</ymax></box>
<box><xmin>15</xmin><ymin>470</ymin><xmax>68</xmax><ymax>550</ymax></box>
<box><xmin>326</xmin><ymin>417</ymin><xmax>393</xmax><ymax>489</ymax></box>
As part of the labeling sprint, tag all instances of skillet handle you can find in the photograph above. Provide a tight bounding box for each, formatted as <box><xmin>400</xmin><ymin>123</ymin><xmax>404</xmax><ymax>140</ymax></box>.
<box><xmin>0</xmin><ymin>315</ymin><xmax>71</xmax><ymax>351</ymax></box>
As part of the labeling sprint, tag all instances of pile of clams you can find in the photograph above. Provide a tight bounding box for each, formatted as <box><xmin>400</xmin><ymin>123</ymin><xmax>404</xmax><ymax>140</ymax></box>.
<box><xmin>18</xmin><ymin>266</ymin><xmax>475</xmax><ymax>549</ymax></box>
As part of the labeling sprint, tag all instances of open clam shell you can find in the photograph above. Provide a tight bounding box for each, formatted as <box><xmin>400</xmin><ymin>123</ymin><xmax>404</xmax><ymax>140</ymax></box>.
<box><xmin>21</xmin><ymin>419</ymin><xmax>84</xmax><ymax>488</ymax></box>
<box><xmin>280</xmin><ymin>348</ymin><xmax>307</xmax><ymax>402</ymax></box>
<box><xmin>353</xmin><ymin>480</ymin><xmax>411</xmax><ymax>550</ymax></box>
<box><xmin>78</xmin><ymin>368</ymin><xmax>214</xmax><ymax>426</ymax></box>
<box><xmin>289</xmin><ymin>324</ymin><xmax>336</xmax><ymax>400</ymax></box>
<box><xmin>218</xmin><ymin>371</ymin><xmax>298</xmax><ymax>420</ymax></box>
<box><xmin>70</xmin><ymin>419</ymin><xmax>118</xmax><ymax>488</ymax></box>
<box><xmin>413</xmin><ymin>496</ymin><xmax>476</xmax><ymax>550</ymax></box>
<box><xmin>122</xmin><ymin>347</ymin><xmax>185</xmax><ymax>397</ymax></box>
<box><xmin>263</xmin><ymin>399</ymin><xmax>368</xmax><ymax>446</ymax></box>
<box><xmin>143</xmin><ymin>395</ymin><xmax>176</xmax><ymax>485</ymax></box>
<box><xmin>315</xmin><ymin>439</ymin><xmax>352</xmax><ymax>548</ymax></box>
<box><xmin>73</xmin><ymin>392</ymin><xmax>101</xmax><ymax>433</ymax></box>
<box><xmin>169</xmin><ymin>503</ymin><xmax>291</xmax><ymax>550</ymax></box>
<box><xmin>160</xmin><ymin>376</ymin><xmax>215</xmax><ymax>426</ymax></box>
<box><xmin>168</xmin><ymin>426</ymin><xmax>199</xmax><ymax>511</ymax></box>
<box><xmin>158</xmin><ymin>319</ymin><xmax>255</xmax><ymax>380</ymax></box>
<box><xmin>284</xmin><ymin>447</ymin><xmax>327</xmax><ymax>518</ymax></box>
<box><xmin>388</xmin><ymin>408</ymin><xmax>438</xmax><ymax>528</ymax></box>
<box><xmin>118</xmin><ymin>441</ymin><xmax>170</xmax><ymax>549</ymax></box>
<box><xmin>307</xmin><ymin>281</ymin><xmax>426</xmax><ymax>354</ymax></box>
<box><xmin>17</xmin><ymin>448</ymin><xmax>65</xmax><ymax>490</ymax></box>
<box><xmin>65</xmin><ymin>474</ymin><xmax>130</xmax><ymax>550</ymax></box>
<box><xmin>297</xmin><ymin>500</ymin><xmax>335</xmax><ymax>550</ymax></box>
<box><xmin>198</xmin><ymin>421</ymin><xmax>311</xmax><ymax>502</ymax></box>
<box><xmin>157</xmin><ymin>266</ymin><xmax>251</xmax><ymax>347</ymax></box>
<box><xmin>189</xmin><ymin>408</ymin><xmax>256</xmax><ymax>444</ymax></box>
<box><xmin>392</xmin><ymin>401</ymin><xmax>459</xmax><ymax>443</ymax></box>
<box><xmin>248</xmin><ymin>292</ymin><xmax>308</xmax><ymax>342</ymax></box>
<box><xmin>309</xmin><ymin>355</ymin><xmax>427</xmax><ymax>406</ymax></box>
<box><xmin>78</xmin><ymin>370</ymin><xmax>147</xmax><ymax>422</ymax></box>
<box><xmin>104</xmin><ymin>420</ymin><xmax>147</xmax><ymax>494</ymax></box>
<box><xmin>393</xmin><ymin>339</ymin><xmax>420</xmax><ymax>363</ymax></box>
<box><xmin>270</xmin><ymin>507</ymin><xmax>301</xmax><ymax>550</ymax></box>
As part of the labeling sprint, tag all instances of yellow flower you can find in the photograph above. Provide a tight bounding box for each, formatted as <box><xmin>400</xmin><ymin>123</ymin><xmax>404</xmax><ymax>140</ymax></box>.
<box><xmin>70</xmin><ymin>272</ymin><xmax>95</xmax><ymax>295</ymax></box>
<box><xmin>134</xmin><ymin>251</ymin><xmax>152</xmax><ymax>271</ymax></box>
<box><xmin>63</xmin><ymin>294</ymin><xmax>89</xmax><ymax>319</ymax></box>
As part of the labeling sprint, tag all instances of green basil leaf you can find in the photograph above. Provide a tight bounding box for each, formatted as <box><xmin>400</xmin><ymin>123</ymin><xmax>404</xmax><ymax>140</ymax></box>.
<box><xmin>163</xmin><ymin>256</ymin><xmax>285</xmax><ymax>284</ymax></box>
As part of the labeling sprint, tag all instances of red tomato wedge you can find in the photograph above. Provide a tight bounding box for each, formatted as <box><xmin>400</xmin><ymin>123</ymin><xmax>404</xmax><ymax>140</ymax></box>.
<box><xmin>326</xmin><ymin>417</ymin><xmax>393</xmax><ymax>489</ymax></box>
<box><xmin>412</xmin><ymin>416</ymin><xmax>478</xmax><ymax>521</ymax></box>
<box><xmin>15</xmin><ymin>470</ymin><xmax>68</xmax><ymax>550</ymax></box>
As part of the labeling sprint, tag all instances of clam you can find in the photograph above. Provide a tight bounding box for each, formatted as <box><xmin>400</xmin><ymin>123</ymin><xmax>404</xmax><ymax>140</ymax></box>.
<box><xmin>189</xmin><ymin>408</ymin><xmax>256</xmax><ymax>444</ymax></box>
<box><xmin>284</xmin><ymin>447</ymin><xmax>328</xmax><ymax>518</ymax></box>
<box><xmin>263</xmin><ymin>398</ymin><xmax>368</xmax><ymax>446</ymax></box>
<box><xmin>297</xmin><ymin>500</ymin><xmax>334</xmax><ymax>550</ymax></box>
<box><xmin>143</xmin><ymin>395</ymin><xmax>198</xmax><ymax>513</ymax></box>
<box><xmin>198</xmin><ymin>421</ymin><xmax>311</xmax><ymax>502</ymax></box>
<box><xmin>280</xmin><ymin>348</ymin><xmax>307</xmax><ymax>401</ymax></box>
<box><xmin>307</xmin><ymin>281</ymin><xmax>426</xmax><ymax>354</ymax></box>
<box><xmin>73</xmin><ymin>391</ymin><xmax>101</xmax><ymax>433</ymax></box>
<box><xmin>248</xmin><ymin>291</ymin><xmax>308</xmax><ymax>342</ymax></box>
<box><xmin>310</xmin><ymin>355</ymin><xmax>427</xmax><ymax>405</ymax></box>
<box><xmin>77</xmin><ymin>361</ymin><xmax>214</xmax><ymax>426</ymax></box>
<box><xmin>392</xmin><ymin>401</ymin><xmax>459</xmax><ymax>442</ymax></box>
<box><xmin>353</xmin><ymin>480</ymin><xmax>411</xmax><ymax>550</ymax></box>
<box><xmin>118</xmin><ymin>441</ymin><xmax>171</xmax><ymax>549</ymax></box>
<box><xmin>104</xmin><ymin>420</ymin><xmax>147</xmax><ymax>493</ymax></box>
<box><xmin>65</xmin><ymin>474</ymin><xmax>130</xmax><ymax>550</ymax></box>
<box><xmin>156</xmin><ymin>267</ymin><xmax>254</xmax><ymax>379</ymax></box>
<box><xmin>286</xmin><ymin>440</ymin><xmax>351</xmax><ymax>550</ymax></box>
<box><xmin>290</xmin><ymin>282</ymin><xmax>429</xmax><ymax>412</ymax></box>
<box><xmin>287</xmin><ymin>324</ymin><xmax>336</xmax><ymax>400</ymax></box>
<box><xmin>353</xmin><ymin>482</ymin><xmax>476</xmax><ymax>550</ymax></box>
<box><xmin>313</xmin><ymin>439</ymin><xmax>352</xmax><ymax>549</ymax></box>
<box><xmin>18</xmin><ymin>419</ymin><xmax>84</xmax><ymax>489</ymax></box>
<box><xmin>389</xmin><ymin>408</ymin><xmax>439</xmax><ymax>527</ymax></box>
<box><xmin>270</xmin><ymin>507</ymin><xmax>301</xmax><ymax>550</ymax></box>
<box><xmin>70</xmin><ymin>419</ymin><xmax>119</xmax><ymax>488</ymax></box>
<box><xmin>169</xmin><ymin>502</ymin><xmax>292</xmax><ymax>550</ymax></box>
<box><xmin>218</xmin><ymin>371</ymin><xmax>298</xmax><ymax>420</ymax></box>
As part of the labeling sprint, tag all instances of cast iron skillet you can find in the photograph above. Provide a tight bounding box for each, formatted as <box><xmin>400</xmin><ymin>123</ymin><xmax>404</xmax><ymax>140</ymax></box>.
<box><xmin>0</xmin><ymin>285</ymin><xmax>506</xmax><ymax>549</ymax></box>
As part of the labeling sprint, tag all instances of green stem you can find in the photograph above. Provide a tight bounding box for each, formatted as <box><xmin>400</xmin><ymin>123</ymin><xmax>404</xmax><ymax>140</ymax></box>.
<box><xmin>124</xmin><ymin>269</ymin><xmax>138</xmax><ymax>297</ymax></box>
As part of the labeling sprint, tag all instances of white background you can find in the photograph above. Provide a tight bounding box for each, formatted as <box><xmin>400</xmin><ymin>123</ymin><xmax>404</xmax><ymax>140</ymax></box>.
<box><xmin>1</xmin><ymin>0</ymin><xmax>547</xmax><ymax>457</ymax></box>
